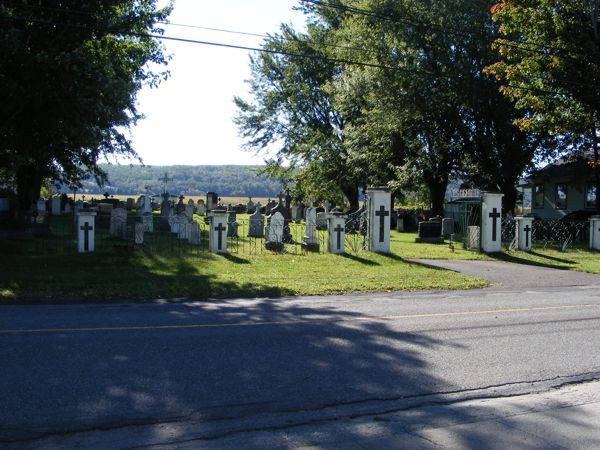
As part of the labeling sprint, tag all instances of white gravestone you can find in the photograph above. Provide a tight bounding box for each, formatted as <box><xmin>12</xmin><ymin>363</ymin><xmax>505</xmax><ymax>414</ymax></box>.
<box><xmin>188</xmin><ymin>222</ymin><xmax>200</xmax><ymax>245</ymax></box>
<box><xmin>515</xmin><ymin>216</ymin><xmax>534</xmax><ymax>252</ymax></box>
<box><xmin>197</xmin><ymin>200</ymin><xmax>206</xmax><ymax>216</ymax></box>
<box><xmin>135</xmin><ymin>222</ymin><xmax>144</xmax><ymax>245</ymax></box>
<box><xmin>109</xmin><ymin>207</ymin><xmax>128</xmax><ymax>239</ymax></box>
<box><xmin>266</xmin><ymin>212</ymin><xmax>285</xmax><ymax>243</ymax></box>
<box><xmin>481</xmin><ymin>192</ymin><xmax>504</xmax><ymax>253</ymax></box>
<box><xmin>468</xmin><ymin>226</ymin><xmax>481</xmax><ymax>251</ymax></box>
<box><xmin>327</xmin><ymin>215</ymin><xmax>346</xmax><ymax>254</ymax></box>
<box><xmin>303</xmin><ymin>203</ymin><xmax>319</xmax><ymax>251</ymax></box>
<box><xmin>77</xmin><ymin>211</ymin><xmax>97</xmax><ymax>252</ymax></box>
<box><xmin>142</xmin><ymin>213</ymin><xmax>153</xmax><ymax>233</ymax></box>
<box><xmin>209</xmin><ymin>212</ymin><xmax>228</xmax><ymax>253</ymax></box>
<box><xmin>51</xmin><ymin>197</ymin><xmax>61</xmax><ymax>216</ymax></box>
<box><xmin>186</xmin><ymin>200</ymin><xmax>195</xmax><ymax>220</ymax></box>
<box><xmin>366</xmin><ymin>188</ymin><xmax>391</xmax><ymax>253</ymax></box>
<box><xmin>589</xmin><ymin>216</ymin><xmax>600</xmax><ymax>251</ymax></box>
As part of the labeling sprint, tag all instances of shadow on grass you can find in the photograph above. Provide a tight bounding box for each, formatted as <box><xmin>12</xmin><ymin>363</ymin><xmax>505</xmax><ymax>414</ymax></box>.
<box><xmin>377</xmin><ymin>252</ymin><xmax>405</xmax><ymax>262</ymax></box>
<box><xmin>529</xmin><ymin>251</ymin><xmax>576</xmax><ymax>265</ymax></box>
<box><xmin>218</xmin><ymin>253</ymin><xmax>251</xmax><ymax>264</ymax></box>
<box><xmin>340</xmin><ymin>253</ymin><xmax>380</xmax><ymax>266</ymax></box>
<box><xmin>489</xmin><ymin>251</ymin><xmax>572</xmax><ymax>270</ymax></box>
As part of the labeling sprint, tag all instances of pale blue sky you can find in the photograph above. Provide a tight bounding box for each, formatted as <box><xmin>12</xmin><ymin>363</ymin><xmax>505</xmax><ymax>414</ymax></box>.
<box><xmin>129</xmin><ymin>0</ymin><xmax>305</xmax><ymax>166</ymax></box>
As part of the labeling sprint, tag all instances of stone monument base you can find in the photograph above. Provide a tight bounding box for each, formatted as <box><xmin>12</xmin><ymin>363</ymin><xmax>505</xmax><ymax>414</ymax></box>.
<box><xmin>415</xmin><ymin>236</ymin><xmax>444</xmax><ymax>244</ymax></box>
<box><xmin>301</xmin><ymin>242</ymin><xmax>320</xmax><ymax>252</ymax></box>
<box><xmin>265</xmin><ymin>241</ymin><xmax>285</xmax><ymax>252</ymax></box>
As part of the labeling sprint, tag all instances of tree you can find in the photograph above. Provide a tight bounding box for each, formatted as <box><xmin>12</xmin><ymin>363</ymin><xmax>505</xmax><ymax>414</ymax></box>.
<box><xmin>0</xmin><ymin>1</ymin><xmax>172</xmax><ymax>212</ymax></box>
<box><xmin>234</xmin><ymin>23</ymin><xmax>365</xmax><ymax>210</ymax></box>
<box><xmin>487</xmin><ymin>0</ymin><xmax>600</xmax><ymax>211</ymax></box>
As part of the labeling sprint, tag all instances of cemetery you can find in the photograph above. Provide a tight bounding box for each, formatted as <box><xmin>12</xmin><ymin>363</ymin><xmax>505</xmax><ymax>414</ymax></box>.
<box><xmin>1</xmin><ymin>184</ymin><xmax>600</xmax><ymax>301</ymax></box>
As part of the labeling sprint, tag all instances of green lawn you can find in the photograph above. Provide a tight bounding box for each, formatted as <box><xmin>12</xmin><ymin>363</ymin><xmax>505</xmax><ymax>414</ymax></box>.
<box><xmin>2</xmin><ymin>226</ymin><xmax>598</xmax><ymax>302</ymax></box>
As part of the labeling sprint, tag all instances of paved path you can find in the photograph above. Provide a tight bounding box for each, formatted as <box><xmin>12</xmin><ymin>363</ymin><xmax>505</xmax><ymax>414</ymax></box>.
<box><xmin>408</xmin><ymin>259</ymin><xmax>600</xmax><ymax>289</ymax></box>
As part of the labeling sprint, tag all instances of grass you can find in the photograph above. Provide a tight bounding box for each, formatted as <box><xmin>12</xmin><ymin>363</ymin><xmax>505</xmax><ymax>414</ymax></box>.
<box><xmin>1</xmin><ymin>218</ymin><xmax>598</xmax><ymax>302</ymax></box>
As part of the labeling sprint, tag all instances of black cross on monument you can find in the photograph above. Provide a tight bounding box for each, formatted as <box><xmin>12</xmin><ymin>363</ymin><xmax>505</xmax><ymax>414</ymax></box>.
<box><xmin>375</xmin><ymin>205</ymin><xmax>389</xmax><ymax>243</ymax></box>
<box><xmin>214</xmin><ymin>222</ymin><xmax>226</xmax><ymax>250</ymax></box>
<box><xmin>524</xmin><ymin>224</ymin><xmax>531</xmax><ymax>247</ymax></box>
<box><xmin>334</xmin><ymin>223</ymin><xmax>344</xmax><ymax>250</ymax></box>
<box><xmin>80</xmin><ymin>221</ymin><xmax>93</xmax><ymax>251</ymax></box>
<box><xmin>488</xmin><ymin>208</ymin><xmax>501</xmax><ymax>242</ymax></box>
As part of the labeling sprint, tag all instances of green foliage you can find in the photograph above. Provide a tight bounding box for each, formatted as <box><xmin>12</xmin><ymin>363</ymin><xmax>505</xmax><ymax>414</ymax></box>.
<box><xmin>0</xmin><ymin>1</ymin><xmax>172</xmax><ymax>210</ymax></box>
<box><xmin>74</xmin><ymin>164</ymin><xmax>283</xmax><ymax>197</ymax></box>
<box><xmin>487</xmin><ymin>0</ymin><xmax>600</xmax><ymax>211</ymax></box>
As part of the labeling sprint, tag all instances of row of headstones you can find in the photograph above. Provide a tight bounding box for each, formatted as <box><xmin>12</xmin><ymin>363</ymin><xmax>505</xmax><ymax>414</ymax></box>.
<box><xmin>75</xmin><ymin>188</ymin><xmax>394</xmax><ymax>254</ymax></box>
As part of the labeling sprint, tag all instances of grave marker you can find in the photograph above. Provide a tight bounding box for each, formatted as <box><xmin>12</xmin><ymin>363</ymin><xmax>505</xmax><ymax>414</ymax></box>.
<box><xmin>209</xmin><ymin>211</ymin><xmax>228</xmax><ymax>253</ymax></box>
<box><xmin>303</xmin><ymin>199</ymin><xmax>319</xmax><ymax>252</ymax></box>
<box><xmin>366</xmin><ymin>188</ymin><xmax>391</xmax><ymax>253</ymax></box>
<box><xmin>590</xmin><ymin>216</ymin><xmax>600</xmax><ymax>251</ymax></box>
<box><xmin>515</xmin><ymin>216</ymin><xmax>534</xmax><ymax>251</ymax></box>
<box><xmin>481</xmin><ymin>192</ymin><xmax>504</xmax><ymax>253</ymax></box>
<box><xmin>327</xmin><ymin>215</ymin><xmax>346</xmax><ymax>254</ymax></box>
<box><xmin>77</xmin><ymin>211</ymin><xmax>97</xmax><ymax>252</ymax></box>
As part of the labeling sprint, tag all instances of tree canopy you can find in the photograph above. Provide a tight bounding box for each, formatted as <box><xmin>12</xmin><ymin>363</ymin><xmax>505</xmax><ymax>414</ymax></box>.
<box><xmin>0</xmin><ymin>0</ymin><xmax>172</xmax><ymax>211</ymax></box>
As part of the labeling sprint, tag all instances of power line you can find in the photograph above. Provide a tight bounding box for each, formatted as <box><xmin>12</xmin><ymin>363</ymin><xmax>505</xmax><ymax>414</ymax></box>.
<box><xmin>0</xmin><ymin>10</ymin><xmax>577</xmax><ymax>97</ymax></box>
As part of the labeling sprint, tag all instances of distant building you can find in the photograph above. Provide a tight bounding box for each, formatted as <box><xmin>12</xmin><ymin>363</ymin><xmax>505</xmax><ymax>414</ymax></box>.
<box><xmin>520</xmin><ymin>152</ymin><xmax>598</xmax><ymax>219</ymax></box>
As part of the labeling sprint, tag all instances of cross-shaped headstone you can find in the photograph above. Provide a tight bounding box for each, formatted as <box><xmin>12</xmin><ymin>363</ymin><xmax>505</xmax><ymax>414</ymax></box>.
<box><xmin>524</xmin><ymin>224</ymin><xmax>531</xmax><ymax>247</ymax></box>
<box><xmin>488</xmin><ymin>208</ymin><xmax>501</xmax><ymax>242</ymax></box>
<box><xmin>334</xmin><ymin>223</ymin><xmax>344</xmax><ymax>250</ymax></box>
<box><xmin>80</xmin><ymin>221</ymin><xmax>93</xmax><ymax>251</ymax></box>
<box><xmin>375</xmin><ymin>205</ymin><xmax>390</xmax><ymax>243</ymax></box>
<box><xmin>214</xmin><ymin>222</ymin><xmax>226</xmax><ymax>250</ymax></box>
<box><xmin>277</xmin><ymin>192</ymin><xmax>285</xmax><ymax>205</ymax></box>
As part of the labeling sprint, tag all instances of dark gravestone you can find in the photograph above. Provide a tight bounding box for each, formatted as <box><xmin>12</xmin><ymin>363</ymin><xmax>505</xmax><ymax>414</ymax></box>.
<box><xmin>415</xmin><ymin>220</ymin><xmax>444</xmax><ymax>244</ymax></box>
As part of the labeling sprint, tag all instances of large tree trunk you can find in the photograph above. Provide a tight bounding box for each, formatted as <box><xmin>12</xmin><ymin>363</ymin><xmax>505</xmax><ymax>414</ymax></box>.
<box><xmin>15</xmin><ymin>164</ymin><xmax>44</xmax><ymax>212</ymax></box>
<box><xmin>341</xmin><ymin>185</ymin><xmax>360</xmax><ymax>212</ymax></box>
<box><xmin>427</xmin><ymin>176</ymin><xmax>448</xmax><ymax>217</ymax></box>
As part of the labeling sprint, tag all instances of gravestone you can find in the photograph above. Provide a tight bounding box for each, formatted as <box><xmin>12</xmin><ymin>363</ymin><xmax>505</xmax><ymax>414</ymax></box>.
<box><xmin>246</xmin><ymin>197</ymin><xmax>255</xmax><ymax>214</ymax></box>
<box><xmin>185</xmin><ymin>199</ymin><xmax>195</xmax><ymax>221</ymax></box>
<box><xmin>177</xmin><ymin>218</ymin><xmax>189</xmax><ymax>240</ymax></box>
<box><xmin>209</xmin><ymin>211</ymin><xmax>228</xmax><ymax>253</ymax></box>
<box><xmin>206</xmin><ymin>192</ymin><xmax>218</xmax><ymax>212</ymax></box>
<box><xmin>468</xmin><ymin>226</ymin><xmax>481</xmax><ymax>251</ymax></box>
<box><xmin>36</xmin><ymin>198</ymin><xmax>46</xmax><ymax>214</ymax></box>
<box><xmin>135</xmin><ymin>222</ymin><xmax>144</xmax><ymax>245</ymax></box>
<box><xmin>126</xmin><ymin>198</ymin><xmax>135</xmax><ymax>210</ymax></box>
<box><xmin>316</xmin><ymin>212</ymin><xmax>328</xmax><ymax>230</ymax></box>
<box><xmin>77</xmin><ymin>211</ymin><xmax>97</xmax><ymax>252</ymax></box>
<box><xmin>188</xmin><ymin>222</ymin><xmax>200</xmax><ymax>245</ymax></box>
<box><xmin>160</xmin><ymin>193</ymin><xmax>171</xmax><ymax>218</ymax></box>
<box><xmin>248</xmin><ymin>209</ymin><xmax>264</xmax><ymax>238</ymax></box>
<box><xmin>175</xmin><ymin>196</ymin><xmax>186</xmax><ymax>215</ymax></box>
<box><xmin>142</xmin><ymin>213</ymin><xmax>153</xmax><ymax>233</ymax></box>
<box><xmin>197</xmin><ymin>199</ymin><xmax>206</xmax><ymax>216</ymax></box>
<box><xmin>291</xmin><ymin>204</ymin><xmax>303</xmax><ymax>222</ymax></box>
<box><xmin>64</xmin><ymin>203</ymin><xmax>72</xmax><ymax>214</ymax></box>
<box><xmin>415</xmin><ymin>218</ymin><xmax>443</xmax><ymax>244</ymax></box>
<box><xmin>303</xmin><ymin>200</ymin><xmax>319</xmax><ymax>252</ymax></box>
<box><xmin>51</xmin><ymin>197</ymin><xmax>61</xmax><ymax>216</ymax></box>
<box><xmin>441</xmin><ymin>218</ymin><xmax>454</xmax><ymax>238</ymax></box>
<box><xmin>327</xmin><ymin>214</ymin><xmax>346</xmax><ymax>254</ymax></box>
<box><xmin>366</xmin><ymin>187</ymin><xmax>391</xmax><ymax>253</ymax></box>
<box><xmin>481</xmin><ymin>192</ymin><xmax>503</xmax><ymax>253</ymax></box>
<box><xmin>589</xmin><ymin>216</ymin><xmax>600</xmax><ymax>251</ymax></box>
<box><xmin>515</xmin><ymin>216</ymin><xmax>534</xmax><ymax>251</ymax></box>
<box><xmin>265</xmin><ymin>211</ymin><xmax>285</xmax><ymax>252</ymax></box>
<box><xmin>109</xmin><ymin>207</ymin><xmax>128</xmax><ymax>239</ymax></box>
<box><xmin>227</xmin><ymin>212</ymin><xmax>238</xmax><ymax>238</ymax></box>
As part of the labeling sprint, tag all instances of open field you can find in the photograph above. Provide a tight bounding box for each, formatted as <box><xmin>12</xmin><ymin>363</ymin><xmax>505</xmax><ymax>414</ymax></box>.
<box><xmin>78</xmin><ymin>194</ymin><xmax>271</xmax><ymax>205</ymax></box>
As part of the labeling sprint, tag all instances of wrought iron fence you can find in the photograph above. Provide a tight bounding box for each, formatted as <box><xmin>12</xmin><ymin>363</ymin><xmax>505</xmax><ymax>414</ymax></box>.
<box><xmin>14</xmin><ymin>211</ymin><xmax>373</xmax><ymax>257</ymax></box>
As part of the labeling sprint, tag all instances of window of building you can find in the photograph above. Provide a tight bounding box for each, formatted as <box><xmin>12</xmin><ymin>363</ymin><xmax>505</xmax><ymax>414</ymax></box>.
<box><xmin>555</xmin><ymin>184</ymin><xmax>567</xmax><ymax>209</ymax></box>
<box><xmin>586</xmin><ymin>184</ymin><xmax>597</xmax><ymax>209</ymax></box>
<box><xmin>533</xmin><ymin>184</ymin><xmax>544</xmax><ymax>209</ymax></box>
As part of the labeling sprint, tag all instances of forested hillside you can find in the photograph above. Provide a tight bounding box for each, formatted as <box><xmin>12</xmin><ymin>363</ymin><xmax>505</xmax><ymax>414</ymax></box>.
<box><xmin>78</xmin><ymin>165</ymin><xmax>282</xmax><ymax>197</ymax></box>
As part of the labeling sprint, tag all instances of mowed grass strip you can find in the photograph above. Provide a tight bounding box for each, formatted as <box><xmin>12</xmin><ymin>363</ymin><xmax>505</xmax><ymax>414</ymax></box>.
<box><xmin>2</xmin><ymin>226</ymin><xmax>598</xmax><ymax>302</ymax></box>
<box><xmin>0</xmin><ymin>231</ymin><xmax>486</xmax><ymax>301</ymax></box>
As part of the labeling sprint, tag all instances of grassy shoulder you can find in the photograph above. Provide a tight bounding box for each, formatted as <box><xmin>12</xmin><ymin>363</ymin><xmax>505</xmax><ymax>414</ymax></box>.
<box><xmin>1</xmin><ymin>230</ymin><xmax>487</xmax><ymax>301</ymax></box>
<box><xmin>2</xmin><ymin>229</ymin><xmax>598</xmax><ymax>302</ymax></box>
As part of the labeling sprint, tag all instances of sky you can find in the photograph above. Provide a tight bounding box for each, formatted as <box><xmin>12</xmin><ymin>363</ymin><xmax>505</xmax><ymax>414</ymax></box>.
<box><xmin>128</xmin><ymin>0</ymin><xmax>306</xmax><ymax>166</ymax></box>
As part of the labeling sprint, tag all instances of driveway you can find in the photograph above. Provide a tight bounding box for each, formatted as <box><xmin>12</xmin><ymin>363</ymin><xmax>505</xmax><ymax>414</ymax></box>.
<box><xmin>409</xmin><ymin>258</ymin><xmax>600</xmax><ymax>289</ymax></box>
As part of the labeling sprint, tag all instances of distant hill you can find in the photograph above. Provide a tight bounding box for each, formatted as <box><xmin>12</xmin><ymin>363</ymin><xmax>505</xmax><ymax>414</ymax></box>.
<box><xmin>77</xmin><ymin>164</ymin><xmax>282</xmax><ymax>197</ymax></box>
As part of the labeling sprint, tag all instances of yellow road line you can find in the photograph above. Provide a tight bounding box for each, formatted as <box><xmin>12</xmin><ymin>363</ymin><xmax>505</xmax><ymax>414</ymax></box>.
<box><xmin>0</xmin><ymin>304</ymin><xmax>598</xmax><ymax>334</ymax></box>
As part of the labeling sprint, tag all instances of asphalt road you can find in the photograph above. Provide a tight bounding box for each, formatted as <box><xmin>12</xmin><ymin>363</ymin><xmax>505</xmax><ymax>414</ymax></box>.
<box><xmin>1</xmin><ymin>264</ymin><xmax>600</xmax><ymax>448</ymax></box>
